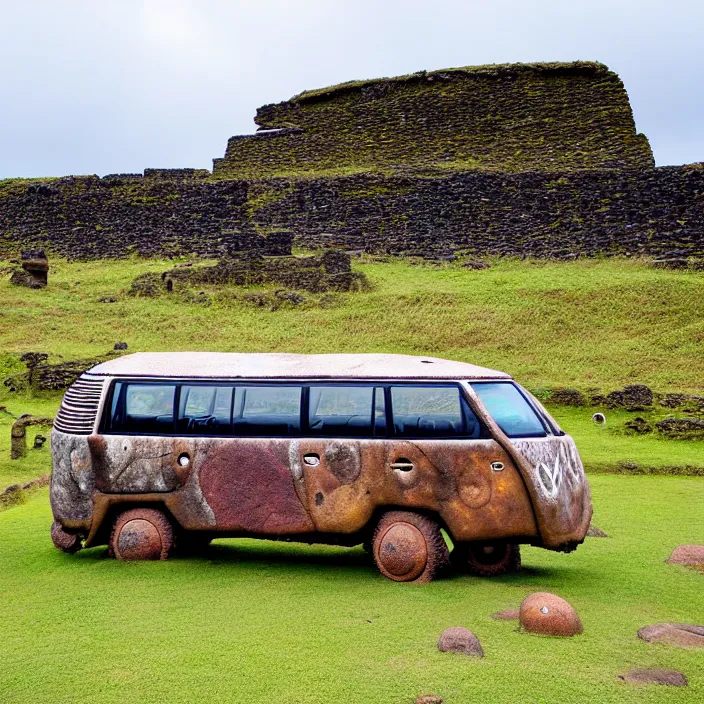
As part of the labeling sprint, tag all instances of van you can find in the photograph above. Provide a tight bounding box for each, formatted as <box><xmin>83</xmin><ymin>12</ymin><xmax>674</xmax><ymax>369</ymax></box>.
<box><xmin>50</xmin><ymin>352</ymin><xmax>592</xmax><ymax>582</ymax></box>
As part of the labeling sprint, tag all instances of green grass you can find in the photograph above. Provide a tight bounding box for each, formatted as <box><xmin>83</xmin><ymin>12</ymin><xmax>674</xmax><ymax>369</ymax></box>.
<box><xmin>1</xmin><ymin>256</ymin><xmax>703</xmax><ymax>392</ymax></box>
<box><xmin>1</xmin><ymin>256</ymin><xmax>703</xmax><ymax>490</ymax></box>
<box><xmin>0</xmin><ymin>477</ymin><xmax>702</xmax><ymax>703</ymax></box>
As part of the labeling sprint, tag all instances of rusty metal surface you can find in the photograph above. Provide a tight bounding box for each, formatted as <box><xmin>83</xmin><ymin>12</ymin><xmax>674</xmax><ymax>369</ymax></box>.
<box><xmin>51</xmin><ymin>384</ymin><xmax>591</xmax><ymax>555</ymax></box>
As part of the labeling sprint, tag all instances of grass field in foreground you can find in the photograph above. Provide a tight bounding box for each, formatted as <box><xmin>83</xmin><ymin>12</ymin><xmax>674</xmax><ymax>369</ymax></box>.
<box><xmin>0</xmin><ymin>476</ymin><xmax>702</xmax><ymax>704</ymax></box>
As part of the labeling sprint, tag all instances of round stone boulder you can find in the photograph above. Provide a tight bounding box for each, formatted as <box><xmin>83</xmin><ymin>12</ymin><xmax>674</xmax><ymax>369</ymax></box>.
<box><xmin>638</xmin><ymin>623</ymin><xmax>704</xmax><ymax>648</ymax></box>
<box><xmin>519</xmin><ymin>592</ymin><xmax>583</xmax><ymax>637</ymax></box>
<box><xmin>416</xmin><ymin>696</ymin><xmax>443</xmax><ymax>704</ymax></box>
<box><xmin>437</xmin><ymin>627</ymin><xmax>484</xmax><ymax>657</ymax></box>
<box><xmin>619</xmin><ymin>668</ymin><xmax>687</xmax><ymax>686</ymax></box>
<box><xmin>667</xmin><ymin>545</ymin><xmax>704</xmax><ymax>567</ymax></box>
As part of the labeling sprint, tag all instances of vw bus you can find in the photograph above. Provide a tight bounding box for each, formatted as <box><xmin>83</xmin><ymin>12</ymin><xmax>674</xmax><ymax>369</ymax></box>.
<box><xmin>50</xmin><ymin>352</ymin><xmax>592</xmax><ymax>582</ymax></box>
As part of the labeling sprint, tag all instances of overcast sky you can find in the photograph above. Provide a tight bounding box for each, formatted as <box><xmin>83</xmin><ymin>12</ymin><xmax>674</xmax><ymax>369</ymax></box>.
<box><xmin>1</xmin><ymin>0</ymin><xmax>702</xmax><ymax>178</ymax></box>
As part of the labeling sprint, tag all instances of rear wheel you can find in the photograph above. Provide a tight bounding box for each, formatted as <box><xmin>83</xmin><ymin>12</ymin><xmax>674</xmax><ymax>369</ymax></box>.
<box><xmin>109</xmin><ymin>508</ymin><xmax>175</xmax><ymax>561</ymax></box>
<box><xmin>452</xmin><ymin>540</ymin><xmax>521</xmax><ymax>576</ymax></box>
<box><xmin>372</xmin><ymin>511</ymin><xmax>449</xmax><ymax>583</ymax></box>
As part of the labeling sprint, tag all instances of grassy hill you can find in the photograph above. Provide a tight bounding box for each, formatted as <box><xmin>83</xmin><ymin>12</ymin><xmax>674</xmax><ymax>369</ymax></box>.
<box><xmin>1</xmin><ymin>255</ymin><xmax>703</xmax><ymax>490</ymax></box>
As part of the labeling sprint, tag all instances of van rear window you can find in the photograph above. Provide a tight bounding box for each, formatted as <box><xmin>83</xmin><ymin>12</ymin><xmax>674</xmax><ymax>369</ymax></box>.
<box><xmin>470</xmin><ymin>382</ymin><xmax>546</xmax><ymax>438</ymax></box>
<box><xmin>109</xmin><ymin>383</ymin><xmax>176</xmax><ymax>434</ymax></box>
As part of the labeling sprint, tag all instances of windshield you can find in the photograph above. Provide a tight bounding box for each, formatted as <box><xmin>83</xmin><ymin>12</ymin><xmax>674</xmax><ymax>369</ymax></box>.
<box><xmin>470</xmin><ymin>382</ymin><xmax>547</xmax><ymax>438</ymax></box>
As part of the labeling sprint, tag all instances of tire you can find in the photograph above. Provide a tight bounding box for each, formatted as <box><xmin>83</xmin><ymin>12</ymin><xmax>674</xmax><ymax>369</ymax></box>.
<box><xmin>372</xmin><ymin>511</ymin><xmax>449</xmax><ymax>583</ymax></box>
<box><xmin>452</xmin><ymin>540</ymin><xmax>521</xmax><ymax>577</ymax></box>
<box><xmin>109</xmin><ymin>508</ymin><xmax>175</xmax><ymax>561</ymax></box>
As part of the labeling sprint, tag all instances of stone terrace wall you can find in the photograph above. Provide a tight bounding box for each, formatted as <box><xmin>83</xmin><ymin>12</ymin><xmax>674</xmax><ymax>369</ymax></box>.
<box><xmin>1</xmin><ymin>166</ymin><xmax>701</xmax><ymax>260</ymax></box>
<box><xmin>0</xmin><ymin>170</ymin><xmax>290</xmax><ymax>259</ymax></box>
<box><xmin>213</xmin><ymin>62</ymin><xmax>654</xmax><ymax>179</ymax></box>
<box><xmin>247</xmin><ymin>166</ymin><xmax>704</xmax><ymax>258</ymax></box>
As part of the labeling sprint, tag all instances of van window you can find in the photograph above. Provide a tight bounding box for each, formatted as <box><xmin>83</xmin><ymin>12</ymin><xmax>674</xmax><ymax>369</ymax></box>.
<box><xmin>178</xmin><ymin>385</ymin><xmax>233</xmax><ymax>435</ymax></box>
<box><xmin>233</xmin><ymin>386</ymin><xmax>302</xmax><ymax>436</ymax></box>
<box><xmin>470</xmin><ymin>382</ymin><xmax>546</xmax><ymax>438</ymax></box>
<box><xmin>109</xmin><ymin>382</ymin><xmax>176</xmax><ymax>434</ymax></box>
<box><xmin>390</xmin><ymin>385</ymin><xmax>480</xmax><ymax>438</ymax></box>
<box><xmin>308</xmin><ymin>386</ymin><xmax>374</xmax><ymax>437</ymax></box>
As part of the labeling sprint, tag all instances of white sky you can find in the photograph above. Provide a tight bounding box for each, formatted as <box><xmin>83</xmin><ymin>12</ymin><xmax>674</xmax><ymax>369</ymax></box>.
<box><xmin>1</xmin><ymin>0</ymin><xmax>702</xmax><ymax>178</ymax></box>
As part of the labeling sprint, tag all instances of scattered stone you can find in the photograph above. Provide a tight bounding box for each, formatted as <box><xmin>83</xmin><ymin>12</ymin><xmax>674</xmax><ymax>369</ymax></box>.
<box><xmin>667</xmin><ymin>545</ymin><xmax>704</xmax><ymax>567</ymax></box>
<box><xmin>659</xmin><ymin>393</ymin><xmax>704</xmax><ymax>415</ymax></box>
<box><xmin>128</xmin><ymin>272</ymin><xmax>162</xmax><ymax>297</ymax></box>
<box><xmin>606</xmin><ymin>384</ymin><xmax>653</xmax><ymax>411</ymax></box>
<box><xmin>462</xmin><ymin>258</ymin><xmax>491</xmax><ymax>270</ymax></box>
<box><xmin>416</xmin><ymin>696</ymin><xmax>443</xmax><ymax>704</ymax></box>
<box><xmin>33</xmin><ymin>434</ymin><xmax>47</xmax><ymax>450</ymax></box>
<box><xmin>437</xmin><ymin>627</ymin><xmax>484</xmax><ymax>657</ymax></box>
<box><xmin>548</xmin><ymin>388</ymin><xmax>586</xmax><ymax>407</ymax></box>
<box><xmin>11</xmin><ymin>414</ymin><xmax>54</xmax><ymax>459</ymax></box>
<box><xmin>619</xmin><ymin>668</ymin><xmax>687</xmax><ymax>686</ymax></box>
<box><xmin>491</xmin><ymin>609</ymin><xmax>520</xmax><ymax>620</ymax></box>
<box><xmin>655</xmin><ymin>417</ymin><xmax>704</xmax><ymax>440</ymax></box>
<box><xmin>113</xmin><ymin>342</ymin><xmax>128</xmax><ymax>351</ymax></box>
<box><xmin>9</xmin><ymin>250</ymin><xmax>49</xmax><ymax>289</ymax></box>
<box><xmin>98</xmin><ymin>296</ymin><xmax>118</xmax><ymax>303</ymax></box>
<box><xmin>519</xmin><ymin>592</ymin><xmax>583</xmax><ymax>637</ymax></box>
<box><xmin>624</xmin><ymin>417</ymin><xmax>653</xmax><ymax>434</ymax></box>
<box><xmin>586</xmin><ymin>524</ymin><xmax>608</xmax><ymax>538</ymax></box>
<box><xmin>638</xmin><ymin>623</ymin><xmax>704</xmax><ymax>648</ymax></box>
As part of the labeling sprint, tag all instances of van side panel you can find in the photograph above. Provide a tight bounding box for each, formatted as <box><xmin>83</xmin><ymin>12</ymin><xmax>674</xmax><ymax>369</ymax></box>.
<box><xmin>296</xmin><ymin>438</ymin><xmax>538</xmax><ymax>542</ymax></box>
<box><xmin>197</xmin><ymin>439</ymin><xmax>315</xmax><ymax>534</ymax></box>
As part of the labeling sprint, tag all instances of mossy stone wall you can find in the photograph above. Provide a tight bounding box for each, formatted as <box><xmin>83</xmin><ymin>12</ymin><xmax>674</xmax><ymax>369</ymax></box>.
<box><xmin>1</xmin><ymin>166</ymin><xmax>702</xmax><ymax>260</ymax></box>
<box><xmin>213</xmin><ymin>62</ymin><xmax>653</xmax><ymax>179</ymax></box>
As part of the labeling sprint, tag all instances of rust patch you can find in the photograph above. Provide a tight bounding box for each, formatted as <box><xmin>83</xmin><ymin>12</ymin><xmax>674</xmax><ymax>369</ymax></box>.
<box><xmin>199</xmin><ymin>441</ymin><xmax>314</xmax><ymax>534</ymax></box>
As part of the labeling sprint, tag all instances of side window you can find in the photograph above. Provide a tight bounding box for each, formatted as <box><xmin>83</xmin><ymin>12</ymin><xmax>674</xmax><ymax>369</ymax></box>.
<box><xmin>390</xmin><ymin>385</ymin><xmax>479</xmax><ymax>438</ymax></box>
<box><xmin>232</xmin><ymin>386</ymin><xmax>302</xmax><ymax>436</ymax></box>
<box><xmin>470</xmin><ymin>382</ymin><xmax>546</xmax><ymax>438</ymax></box>
<box><xmin>308</xmin><ymin>386</ymin><xmax>374</xmax><ymax>437</ymax></box>
<box><xmin>178</xmin><ymin>385</ymin><xmax>233</xmax><ymax>435</ymax></box>
<box><xmin>108</xmin><ymin>382</ymin><xmax>176</xmax><ymax>434</ymax></box>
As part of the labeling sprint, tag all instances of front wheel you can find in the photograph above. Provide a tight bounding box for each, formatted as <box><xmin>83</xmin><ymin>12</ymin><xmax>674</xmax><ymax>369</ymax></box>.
<box><xmin>372</xmin><ymin>511</ymin><xmax>449</xmax><ymax>583</ymax></box>
<box><xmin>452</xmin><ymin>540</ymin><xmax>521</xmax><ymax>576</ymax></box>
<box><xmin>109</xmin><ymin>508</ymin><xmax>175</xmax><ymax>561</ymax></box>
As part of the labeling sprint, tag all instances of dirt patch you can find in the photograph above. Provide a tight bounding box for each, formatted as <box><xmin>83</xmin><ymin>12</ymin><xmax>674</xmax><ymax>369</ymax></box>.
<box><xmin>638</xmin><ymin>623</ymin><xmax>704</xmax><ymax>648</ymax></box>
<box><xmin>667</xmin><ymin>545</ymin><xmax>704</xmax><ymax>567</ymax></box>
<box><xmin>586</xmin><ymin>524</ymin><xmax>608</xmax><ymax>538</ymax></box>
<box><xmin>619</xmin><ymin>668</ymin><xmax>687</xmax><ymax>686</ymax></box>
<box><xmin>491</xmin><ymin>609</ymin><xmax>519</xmax><ymax>620</ymax></box>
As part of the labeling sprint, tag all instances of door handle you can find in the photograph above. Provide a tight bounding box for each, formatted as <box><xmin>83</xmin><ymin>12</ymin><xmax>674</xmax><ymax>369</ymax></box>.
<box><xmin>490</xmin><ymin>461</ymin><xmax>504</xmax><ymax>472</ymax></box>
<box><xmin>390</xmin><ymin>459</ymin><xmax>414</xmax><ymax>472</ymax></box>
<box><xmin>303</xmin><ymin>453</ymin><xmax>320</xmax><ymax>467</ymax></box>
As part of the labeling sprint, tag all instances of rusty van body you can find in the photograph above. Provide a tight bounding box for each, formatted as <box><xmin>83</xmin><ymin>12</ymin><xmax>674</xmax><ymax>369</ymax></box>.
<box><xmin>50</xmin><ymin>352</ymin><xmax>592</xmax><ymax>582</ymax></box>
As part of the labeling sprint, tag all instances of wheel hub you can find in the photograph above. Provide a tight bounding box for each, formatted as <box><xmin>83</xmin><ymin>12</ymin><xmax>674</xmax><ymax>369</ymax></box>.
<box><xmin>377</xmin><ymin>523</ymin><xmax>428</xmax><ymax>580</ymax></box>
<box><xmin>116</xmin><ymin>518</ymin><xmax>163</xmax><ymax>560</ymax></box>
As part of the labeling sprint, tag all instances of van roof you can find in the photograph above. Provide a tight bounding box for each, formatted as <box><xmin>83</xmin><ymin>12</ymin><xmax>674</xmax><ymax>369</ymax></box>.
<box><xmin>86</xmin><ymin>352</ymin><xmax>511</xmax><ymax>381</ymax></box>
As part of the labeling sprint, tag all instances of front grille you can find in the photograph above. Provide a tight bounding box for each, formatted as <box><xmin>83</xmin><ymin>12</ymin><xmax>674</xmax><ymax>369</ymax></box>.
<box><xmin>53</xmin><ymin>375</ymin><xmax>105</xmax><ymax>435</ymax></box>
